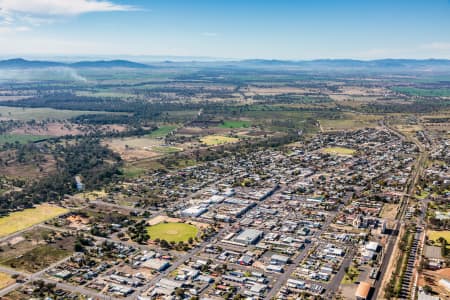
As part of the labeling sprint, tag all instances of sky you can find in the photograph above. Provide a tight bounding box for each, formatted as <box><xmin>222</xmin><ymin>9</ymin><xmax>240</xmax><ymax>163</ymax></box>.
<box><xmin>0</xmin><ymin>0</ymin><xmax>449</xmax><ymax>60</ymax></box>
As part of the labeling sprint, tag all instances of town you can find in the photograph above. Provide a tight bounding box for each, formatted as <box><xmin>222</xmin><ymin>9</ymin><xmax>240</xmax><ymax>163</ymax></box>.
<box><xmin>1</xmin><ymin>110</ymin><xmax>448</xmax><ymax>300</ymax></box>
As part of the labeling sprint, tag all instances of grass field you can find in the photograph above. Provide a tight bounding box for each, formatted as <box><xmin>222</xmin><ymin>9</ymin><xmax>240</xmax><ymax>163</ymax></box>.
<box><xmin>148</xmin><ymin>125</ymin><xmax>178</xmax><ymax>138</ymax></box>
<box><xmin>0</xmin><ymin>106</ymin><xmax>107</xmax><ymax>121</ymax></box>
<box><xmin>0</xmin><ymin>134</ymin><xmax>52</xmax><ymax>145</ymax></box>
<box><xmin>3</xmin><ymin>244</ymin><xmax>71</xmax><ymax>273</ymax></box>
<box><xmin>428</xmin><ymin>230</ymin><xmax>450</xmax><ymax>245</ymax></box>
<box><xmin>121</xmin><ymin>166</ymin><xmax>146</xmax><ymax>178</ymax></box>
<box><xmin>0</xmin><ymin>272</ymin><xmax>14</xmax><ymax>289</ymax></box>
<box><xmin>147</xmin><ymin>222</ymin><xmax>198</xmax><ymax>243</ymax></box>
<box><xmin>0</xmin><ymin>204</ymin><xmax>68</xmax><ymax>237</ymax></box>
<box><xmin>218</xmin><ymin>120</ymin><xmax>251</xmax><ymax>129</ymax></box>
<box><xmin>200</xmin><ymin>135</ymin><xmax>239</xmax><ymax>146</ymax></box>
<box><xmin>322</xmin><ymin>147</ymin><xmax>356</xmax><ymax>155</ymax></box>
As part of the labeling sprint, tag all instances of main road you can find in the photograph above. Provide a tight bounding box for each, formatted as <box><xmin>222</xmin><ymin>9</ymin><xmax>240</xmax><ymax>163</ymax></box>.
<box><xmin>371</xmin><ymin>119</ymin><xmax>428</xmax><ymax>300</ymax></box>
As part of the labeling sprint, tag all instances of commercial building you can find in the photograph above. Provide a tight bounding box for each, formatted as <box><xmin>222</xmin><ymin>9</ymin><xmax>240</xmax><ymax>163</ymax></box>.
<box><xmin>234</xmin><ymin>229</ymin><xmax>263</xmax><ymax>245</ymax></box>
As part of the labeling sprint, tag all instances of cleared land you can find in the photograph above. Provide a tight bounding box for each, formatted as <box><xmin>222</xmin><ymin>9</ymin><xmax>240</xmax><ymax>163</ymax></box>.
<box><xmin>322</xmin><ymin>147</ymin><xmax>356</xmax><ymax>155</ymax></box>
<box><xmin>147</xmin><ymin>222</ymin><xmax>198</xmax><ymax>243</ymax></box>
<box><xmin>319</xmin><ymin>113</ymin><xmax>381</xmax><ymax>132</ymax></box>
<box><xmin>200</xmin><ymin>135</ymin><xmax>239</xmax><ymax>146</ymax></box>
<box><xmin>380</xmin><ymin>203</ymin><xmax>399</xmax><ymax>220</ymax></box>
<box><xmin>0</xmin><ymin>204</ymin><xmax>68</xmax><ymax>237</ymax></box>
<box><xmin>103</xmin><ymin>136</ymin><xmax>163</xmax><ymax>160</ymax></box>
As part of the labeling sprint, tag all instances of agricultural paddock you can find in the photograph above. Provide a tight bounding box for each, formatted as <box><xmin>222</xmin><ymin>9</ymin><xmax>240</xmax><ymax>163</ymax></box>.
<box><xmin>148</xmin><ymin>125</ymin><xmax>178</xmax><ymax>138</ymax></box>
<box><xmin>218</xmin><ymin>120</ymin><xmax>251</xmax><ymax>129</ymax></box>
<box><xmin>0</xmin><ymin>106</ymin><xmax>106</xmax><ymax>121</ymax></box>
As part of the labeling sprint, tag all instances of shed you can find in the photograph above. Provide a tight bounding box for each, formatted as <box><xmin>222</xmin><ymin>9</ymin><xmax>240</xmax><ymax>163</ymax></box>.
<box><xmin>355</xmin><ymin>281</ymin><xmax>371</xmax><ymax>300</ymax></box>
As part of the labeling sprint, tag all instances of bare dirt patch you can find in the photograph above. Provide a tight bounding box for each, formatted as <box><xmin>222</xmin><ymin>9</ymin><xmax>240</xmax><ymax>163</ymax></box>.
<box><xmin>148</xmin><ymin>215</ymin><xmax>182</xmax><ymax>226</ymax></box>
<box><xmin>380</xmin><ymin>203</ymin><xmax>399</xmax><ymax>220</ymax></box>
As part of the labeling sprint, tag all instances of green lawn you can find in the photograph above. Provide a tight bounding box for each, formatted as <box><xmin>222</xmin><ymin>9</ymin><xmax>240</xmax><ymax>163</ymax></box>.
<box><xmin>0</xmin><ymin>134</ymin><xmax>52</xmax><ymax>145</ymax></box>
<box><xmin>147</xmin><ymin>222</ymin><xmax>198</xmax><ymax>243</ymax></box>
<box><xmin>148</xmin><ymin>125</ymin><xmax>178</xmax><ymax>138</ymax></box>
<box><xmin>218</xmin><ymin>120</ymin><xmax>251</xmax><ymax>129</ymax></box>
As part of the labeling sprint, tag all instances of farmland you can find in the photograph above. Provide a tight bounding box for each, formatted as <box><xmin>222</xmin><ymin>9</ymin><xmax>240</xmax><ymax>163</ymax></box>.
<box><xmin>0</xmin><ymin>106</ymin><xmax>105</xmax><ymax>121</ymax></box>
<box><xmin>218</xmin><ymin>120</ymin><xmax>251</xmax><ymax>129</ymax></box>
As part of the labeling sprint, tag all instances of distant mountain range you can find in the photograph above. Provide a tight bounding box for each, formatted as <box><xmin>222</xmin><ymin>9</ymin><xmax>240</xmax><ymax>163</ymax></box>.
<box><xmin>237</xmin><ymin>58</ymin><xmax>450</xmax><ymax>70</ymax></box>
<box><xmin>0</xmin><ymin>58</ymin><xmax>150</xmax><ymax>69</ymax></box>
<box><xmin>1</xmin><ymin>58</ymin><xmax>450</xmax><ymax>71</ymax></box>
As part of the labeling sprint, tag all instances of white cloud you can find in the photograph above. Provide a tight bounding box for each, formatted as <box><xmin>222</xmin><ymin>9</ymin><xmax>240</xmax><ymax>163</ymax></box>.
<box><xmin>0</xmin><ymin>0</ymin><xmax>137</xmax><ymax>37</ymax></box>
<box><xmin>0</xmin><ymin>0</ymin><xmax>136</xmax><ymax>16</ymax></box>
<box><xmin>0</xmin><ymin>25</ymin><xmax>30</xmax><ymax>34</ymax></box>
